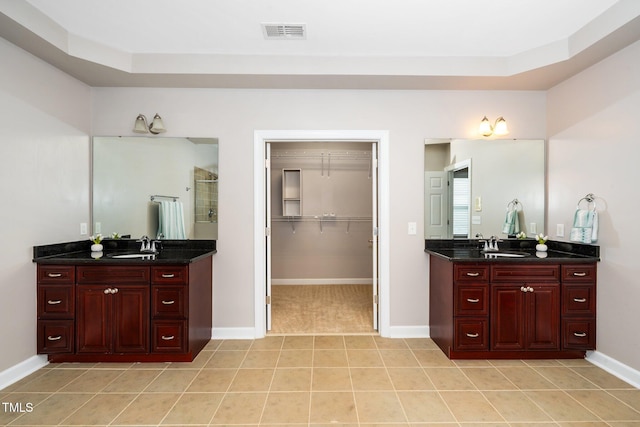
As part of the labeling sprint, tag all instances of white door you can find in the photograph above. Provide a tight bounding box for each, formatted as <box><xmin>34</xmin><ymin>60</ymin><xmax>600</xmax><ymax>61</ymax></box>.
<box><xmin>424</xmin><ymin>171</ymin><xmax>449</xmax><ymax>238</ymax></box>
<box><xmin>371</xmin><ymin>142</ymin><xmax>379</xmax><ymax>330</ymax></box>
<box><xmin>265</xmin><ymin>142</ymin><xmax>272</xmax><ymax>330</ymax></box>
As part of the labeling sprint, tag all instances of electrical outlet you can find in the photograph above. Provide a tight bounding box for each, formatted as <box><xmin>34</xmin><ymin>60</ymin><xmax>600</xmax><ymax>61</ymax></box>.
<box><xmin>80</xmin><ymin>222</ymin><xmax>87</xmax><ymax>235</ymax></box>
<box><xmin>556</xmin><ymin>223</ymin><xmax>565</xmax><ymax>237</ymax></box>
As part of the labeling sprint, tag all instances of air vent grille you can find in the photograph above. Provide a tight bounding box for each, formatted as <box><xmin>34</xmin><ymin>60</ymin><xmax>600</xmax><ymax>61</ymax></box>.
<box><xmin>262</xmin><ymin>23</ymin><xmax>306</xmax><ymax>39</ymax></box>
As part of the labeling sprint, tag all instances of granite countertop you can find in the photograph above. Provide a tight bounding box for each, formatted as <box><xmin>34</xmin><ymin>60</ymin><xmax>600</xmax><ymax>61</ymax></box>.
<box><xmin>33</xmin><ymin>239</ymin><xmax>217</xmax><ymax>265</ymax></box>
<box><xmin>425</xmin><ymin>239</ymin><xmax>599</xmax><ymax>263</ymax></box>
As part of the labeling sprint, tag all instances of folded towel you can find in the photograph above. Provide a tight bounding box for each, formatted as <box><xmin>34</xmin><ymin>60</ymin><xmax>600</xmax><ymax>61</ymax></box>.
<box><xmin>157</xmin><ymin>201</ymin><xmax>186</xmax><ymax>239</ymax></box>
<box><xmin>501</xmin><ymin>208</ymin><xmax>520</xmax><ymax>235</ymax></box>
<box><xmin>570</xmin><ymin>208</ymin><xmax>598</xmax><ymax>243</ymax></box>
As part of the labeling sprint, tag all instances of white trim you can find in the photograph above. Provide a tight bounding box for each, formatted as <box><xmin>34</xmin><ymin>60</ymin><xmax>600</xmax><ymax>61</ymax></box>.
<box><xmin>254</xmin><ymin>130</ymin><xmax>390</xmax><ymax>339</ymax></box>
<box><xmin>0</xmin><ymin>355</ymin><xmax>48</xmax><ymax>390</ymax></box>
<box><xmin>272</xmin><ymin>278</ymin><xmax>373</xmax><ymax>285</ymax></box>
<box><xmin>212</xmin><ymin>327</ymin><xmax>258</xmax><ymax>340</ymax></box>
<box><xmin>387</xmin><ymin>325</ymin><xmax>431</xmax><ymax>339</ymax></box>
<box><xmin>586</xmin><ymin>350</ymin><xmax>640</xmax><ymax>389</ymax></box>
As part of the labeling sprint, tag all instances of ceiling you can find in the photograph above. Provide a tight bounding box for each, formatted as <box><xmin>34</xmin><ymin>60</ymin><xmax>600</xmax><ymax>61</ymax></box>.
<box><xmin>2</xmin><ymin>0</ymin><xmax>640</xmax><ymax>90</ymax></box>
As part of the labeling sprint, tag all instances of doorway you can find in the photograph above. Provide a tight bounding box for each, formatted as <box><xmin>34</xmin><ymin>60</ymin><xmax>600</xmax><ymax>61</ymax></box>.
<box><xmin>253</xmin><ymin>130</ymin><xmax>390</xmax><ymax>338</ymax></box>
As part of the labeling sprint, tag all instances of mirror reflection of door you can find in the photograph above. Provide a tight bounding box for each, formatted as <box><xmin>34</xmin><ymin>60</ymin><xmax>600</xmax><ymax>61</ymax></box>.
<box><xmin>447</xmin><ymin>162</ymin><xmax>471</xmax><ymax>238</ymax></box>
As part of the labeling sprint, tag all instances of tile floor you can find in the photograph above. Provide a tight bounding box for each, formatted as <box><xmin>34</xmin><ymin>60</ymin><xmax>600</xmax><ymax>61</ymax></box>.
<box><xmin>1</xmin><ymin>335</ymin><xmax>639</xmax><ymax>426</ymax></box>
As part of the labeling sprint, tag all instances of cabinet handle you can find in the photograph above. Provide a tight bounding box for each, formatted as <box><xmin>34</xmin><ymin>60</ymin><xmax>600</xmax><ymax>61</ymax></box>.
<box><xmin>47</xmin><ymin>273</ymin><xmax>62</xmax><ymax>278</ymax></box>
<box><xmin>104</xmin><ymin>288</ymin><xmax>111</xmax><ymax>294</ymax></box>
<box><xmin>161</xmin><ymin>335</ymin><xmax>175</xmax><ymax>341</ymax></box>
<box><xmin>162</xmin><ymin>273</ymin><xmax>175</xmax><ymax>278</ymax></box>
<box><xmin>466</xmin><ymin>298</ymin><xmax>480</xmax><ymax>303</ymax></box>
<box><xmin>573</xmin><ymin>332</ymin><xmax>587</xmax><ymax>337</ymax></box>
<box><xmin>162</xmin><ymin>300</ymin><xmax>175</xmax><ymax>305</ymax></box>
<box><xmin>47</xmin><ymin>335</ymin><xmax>62</xmax><ymax>341</ymax></box>
<box><xmin>466</xmin><ymin>272</ymin><xmax>480</xmax><ymax>277</ymax></box>
<box><xmin>112</xmin><ymin>288</ymin><xmax>119</xmax><ymax>294</ymax></box>
<box><xmin>47</xmin><ymin>300</ymin><xmax>62</xmax><ymax>305</ymax></box>
<box><xmin>520</xmin><ymin>286</ymin><xmax>534</xmax><ymax>293</ymax></box>
<box><xmin>573</xmin><ymin>272</ymin><xmax>587</xmax><ymax>277</ymax></box>
<box><xmin>520</xmin><ymin>286</ymin><xmax>527</xmax><ymax>292</ymax></box>
<box><xmin>573</xmin><ymin>298</ymin><xmax>587</xmax><ymax>303</ymax></box>
<box><xmin>527</xmin><ymin>286</ymin><xmax>534</xmax><ymax>292</ymax></box>
<box><xmin>466</xmin><ymin>333</ymin><xmax>479</xmax><ymax>338</ymax></box>
<box><xmin>104</xmin><ymin>288</ymin><xmax>119</xmax><ymax>294</ymax></box>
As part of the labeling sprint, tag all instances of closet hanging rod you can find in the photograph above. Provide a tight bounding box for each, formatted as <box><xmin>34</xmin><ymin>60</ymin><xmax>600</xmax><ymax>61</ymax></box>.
<box><xmin>272</xmin><ymin>216</ymin><xmax>372</xmax><ymax>222</ymax></box>
<box><xmin>150</xmin><ymin>195</ymin><xmax>179</xmax><ymax>202</ymax></box>
<box><xmin>271</xmin><ymin>151</ymin><xmax>372</xmax><ymax>160</ymax></box>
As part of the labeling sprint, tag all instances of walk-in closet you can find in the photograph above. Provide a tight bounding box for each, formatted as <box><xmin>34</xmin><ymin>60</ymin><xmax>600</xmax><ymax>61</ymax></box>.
<box><xmin>268</xmin><ymin>141</ymin><xmax>377</xmax><ymax>334</ymax></box>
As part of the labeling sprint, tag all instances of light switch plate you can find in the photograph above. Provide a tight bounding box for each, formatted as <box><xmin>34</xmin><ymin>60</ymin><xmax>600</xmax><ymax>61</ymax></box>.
<box><xmin>80</xmin><ymin>223</ymin><xmax>87</xmax><ymax>235</ymax></box>
<box><xmin>556</xmin><ymin>223</ymin><xmax>565</xmax><ymax>237</ymax></box>
<box><xmin>408</xmin><ymin>222</ymin><xmax>417</xmax><ymax>235</ymax></box>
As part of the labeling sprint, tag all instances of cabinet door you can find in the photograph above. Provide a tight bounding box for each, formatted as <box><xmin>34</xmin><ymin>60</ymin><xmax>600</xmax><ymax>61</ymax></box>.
<box><xmin>76</xmin><ymin>285</ymin><xmax>111</xmax><ymax>353</ymax></box>
<box><xmin>526</xmin><ymin>284</ymin><xmax>560</xmax><ymax>350</ymax></box>
<box><xmin>491</xmin><ymin>285</ymin><xmax>526</xmax><ymax>351</ymax></box>
<box><xmin>113</xmin><ymin>285</ymin><xmax>149</xmax><ymax>354</ymax></box>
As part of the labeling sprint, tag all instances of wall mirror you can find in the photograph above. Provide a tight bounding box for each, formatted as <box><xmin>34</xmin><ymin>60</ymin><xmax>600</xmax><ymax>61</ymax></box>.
<box><xmin>424</xmin><ymin>138</ymin><xmax>545</xmax><ymax>239</ymax></box>
<box><xmin>92</xmin><ymin>136</ymin><xmax>219</xmax><ymax>240</ymax></box>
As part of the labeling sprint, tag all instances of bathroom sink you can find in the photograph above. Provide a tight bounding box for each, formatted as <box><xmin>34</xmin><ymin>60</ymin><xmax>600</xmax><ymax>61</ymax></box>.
<box><xmin>108</xmin><ymin>252</ymin><xmax>157</xmax><ymax>259</ymax></box>
<box><xmin>483</xmin><ymin>251</ymin><xmax>530</xmax><ymax>258</ymax></box>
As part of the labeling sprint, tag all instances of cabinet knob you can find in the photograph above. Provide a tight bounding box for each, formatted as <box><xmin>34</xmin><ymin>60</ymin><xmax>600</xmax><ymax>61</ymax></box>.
<box><xmin>47</xmin><ymin>300</ymin><xmax>62</xmax><ymax>305</ymax></box>
<box><xmin>573</xmin><ymin>332</ymin><xmax>587</xmax><ymax>337</ymax></box>
<box><xmin>161</xmin><ymin>300</ymin><xmax>175</xmax><ymax>305</ymax></box>
<box><xmin>161</xmin><ymin>335</ymin><xmax>175</xmax><ymax>341</ymax></box>
<box><xmin>104</xmin><ymin>288</ymin><xmax>111</xmax><ymax>294</ymax></box>
<box><xmin>573</xmin><ymin>298</ymin><xmax>587</xmax><ymax>303</ymax></box>
<box><xmin>520</xmin><ymin>286</ymin><xmax>527</xmax><ymax>292</ymax></box>
<box><xmin>47</xmin><ymin>335</ymin><xmax>62</xmax><ymax>341</ymax></box>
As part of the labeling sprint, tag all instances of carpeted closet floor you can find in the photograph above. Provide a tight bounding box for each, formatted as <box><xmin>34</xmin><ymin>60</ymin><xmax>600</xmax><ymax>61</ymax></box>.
<box><xmin>270</xmin><ymin>285</ymin><xmax>375</xmax><ymax>334</ymax></box>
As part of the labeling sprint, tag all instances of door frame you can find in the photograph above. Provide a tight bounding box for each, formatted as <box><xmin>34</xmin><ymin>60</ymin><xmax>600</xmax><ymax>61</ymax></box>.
<box><xmin>254</xmin><ymin>130</ymin><xmax>390</xmax><ymax>338</ymax></box>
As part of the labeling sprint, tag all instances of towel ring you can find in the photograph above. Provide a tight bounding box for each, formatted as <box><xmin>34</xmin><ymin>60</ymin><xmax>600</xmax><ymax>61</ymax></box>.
<box><xmin>577</xmin><ymin>193</ymin><xmax>596</xmax><ymax>210</ymax></box>
<box><xmin>507</xmin><ymin>199</ymin><xmax>521</xmax><ymax>210</ymax></box>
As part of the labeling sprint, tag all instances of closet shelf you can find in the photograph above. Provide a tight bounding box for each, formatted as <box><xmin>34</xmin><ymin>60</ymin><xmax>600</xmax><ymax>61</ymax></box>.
<box><xmin>273</xmin><ymin>215</ymin><xmax>373</xmax><ymax>233</ymax></box>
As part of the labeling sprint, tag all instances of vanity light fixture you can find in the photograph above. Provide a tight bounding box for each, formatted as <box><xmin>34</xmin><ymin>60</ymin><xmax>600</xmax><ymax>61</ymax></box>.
<box><xmin>133</xmin><ymin>113</ymin><xmax>166</xmax><ymax>134</ymax></box>
<box><xmin>479</xmin><ymin>116</ymin><xmax>508</xmax><ymax>137</ymax></box>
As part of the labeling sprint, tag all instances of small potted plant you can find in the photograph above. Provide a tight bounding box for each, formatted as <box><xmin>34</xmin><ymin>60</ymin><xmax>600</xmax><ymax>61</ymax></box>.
<box><xmin>535</xmin><ymin>233</ymin><xmax>548</xmax><ymax>252</ymax></box>
<box><xmin>90</xmin><ymin>233</ymin><xmax>103</xmax><ymax>252</ymax></box>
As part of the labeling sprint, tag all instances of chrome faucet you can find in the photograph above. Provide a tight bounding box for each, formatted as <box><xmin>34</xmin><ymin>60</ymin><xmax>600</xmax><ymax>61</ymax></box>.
<box><xmin>138</xmin><ymin>235</ymin><xmax>151</xmax><ymax>252</ymax></box>
<box><xmin>488</xmin><ymin>235</ymin><xmax>502</xmax><ymax>251</ymax></box>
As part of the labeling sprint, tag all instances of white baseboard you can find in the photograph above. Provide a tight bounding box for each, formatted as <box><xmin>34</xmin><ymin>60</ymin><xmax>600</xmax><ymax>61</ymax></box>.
<box><xmin>271</xmin><ymin>278</ymin><xmax>373</xmax><ymax>285</ymax></box>
<box><xmin>211</xmin><ymin>327</ymin><xmax>258</xmax><ymax>340</ymax></box>
<box><xmin>385</xmin><ymin>325</ymin><xmax>430</xmax><ymax>339</ymax></box>
<box><xmin>586</xmin><ymin>350</ymin><xmax>640</xmax><ymax>389</ymax></box>
<box><xmin>0</xmin><ymin>355</ymin><xmax>48</xmax><ymax>390</ymax></box>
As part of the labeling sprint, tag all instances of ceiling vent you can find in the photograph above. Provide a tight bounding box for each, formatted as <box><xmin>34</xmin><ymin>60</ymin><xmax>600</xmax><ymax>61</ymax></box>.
<box><xmin>262</xmin><ymin>23</ymin><xmax>306</xmax><ymax>40</ymax></box>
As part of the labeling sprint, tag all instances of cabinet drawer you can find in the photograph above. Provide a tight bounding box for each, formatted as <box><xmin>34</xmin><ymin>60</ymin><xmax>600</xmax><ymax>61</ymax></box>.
<box><xmin>151</xmin><ymin>285</ymin><xmax>187</xmax><ymax>318</ymax></box>
<box><xmin>37</xmin><ymin>265</ymin><xmax>75</xmax><ymax>284</ymax></box>
<box><xmin>562</xmin><ymin>284</ymin><xmax>596</xmax><ymax>316</ymax></box>
<box><xmin>77</xmin><ymin>266</ymin><xmax>149</xmax><ymax>284</ymax></box>
<box><xmin>454</xmin><ymin>318</ymin><xmax>488</xmax><ymax>351</ymax></box>
<box><xmin>454</xmin><ymin>265</ymin><xmax>489</xmax><ymax>282</ymax></box>
<box><xmin>563</xmin><ymin>318</ymin><xmax>595</xmax><ymax>350</ymax></box>
<box><xmin>152</xmin><ymin>320</ymin><xmax>188</xmax><ymax>353</ymax></box>
<box><xmin>151</xmin><ymin>266</ymin><xmax>188</xmax><ymax>285</ymax></box>
<box><xmin>454</xmin><ymin>284</ymin><xmax>488</xmax><ymax>316</ymax></box>
<box><xmin>491</xmin><ymin>264</ymin><xmax>560</xmax><ymax>282</ymax></box>
<box><xmin>38</xmin><ymin>320</ymin><xmax>74</xmax><ymax>354</ymax></box>
<box><xmin>37</xmin><ymin>285</ymin><xmax>74</xmax><ymax>318</ymax></box>
<box><xmin>562</xmin><ymin>264</ymin><xmax>596</xmax><ymax>283</ymax></box>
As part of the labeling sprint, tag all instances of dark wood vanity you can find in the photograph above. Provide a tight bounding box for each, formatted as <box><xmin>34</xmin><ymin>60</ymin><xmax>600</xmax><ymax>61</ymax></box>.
<box><xmin>34</xmin><ymin>240</ymin><xmax>215</xmax><ymax>363</ymax></box>
<box><xmin>426</xmin><ymin>240</ymin><xmax>598</xmax><ymax>359</ymax></box>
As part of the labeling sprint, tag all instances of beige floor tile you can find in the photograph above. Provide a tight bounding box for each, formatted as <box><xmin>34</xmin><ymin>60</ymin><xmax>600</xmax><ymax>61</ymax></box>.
<box><xmin>348</xmin><ymin>349</ymin><xmax>384</xmax><ymax>367</ymax></box>
<box><xmin>144</xmin><ymin>368</ymin><xmax>198</xmax><ymax>392</ymax></box>
<box><xmin>380</xmin><ymin>349</ymin><xmax>421</xmax><ymax>367</ymax></box>
<box><xmin>567</xmin><ymin>389</ymin><xmax>640</xmax><ymax>421</ymax></box>
<box><xmin>165</xmin><ymin>350</ymin><xmax>213</xmax><ymax>369</ymax></box>
<box><xmin>461</xmin><ymin>367</ymin><xmax>517</xmax><ymax>390</ymax></box>
<box><xmin>241</xmin><ymin>349</ymin><xmax>280</xmax><ymax>368</ymax></box>
<box><xmin>312</xmin><ymin>367</ymin><xmax>352</xmax><ymax>391</ymax></box>
<box><xmin>229</xmin><ymin>368</ymin><xmax>274</xmax><ymax>391</ymax></box>
<box><xmin>218</xmin><ymin>339</ymin><xmax>254</xmax><ymax>350</ymax></box>
<box><xmin>440</xmin><ymin>391</ymin><xmax>504</xmax><ymax>423</ymax></box>
<box><xmin>609</xmin><ymin>389</ymin><xmax>640</xmax><ymax>412</ymax></box>
<box><xmin>571</xmin><ymin>366</ymin><xmax>637</xmax><ymax>389</ymax></box>
<box><xmin>556</xmin><ymin>423</ymin><xmax>611</xmax><ymax>427</ymax></box>
<box><xmin>314</xmin><ymin>349</ymin><xmax>348</xmax><ymax>367</ymax></box>
<box><xmin>271</xmin><ymin>367</ymin><xmax>313</xmax><ymax>391</ymax></box>
<box><xmin>111</xmin><ymin>392</ymin><xmax>180</xmax><ymax>425</ymax></box>
<box><xmin>204</xmin><ymin>339</ymin><xmax>223</xmax><ymax>350</ymax></box>
<box><xmin>405</xmin><ymin>338</ymin><xmax>439</xmax><ymax>350</ymax></box>
<box><xmin>482</xmin><ymin>390</ymin><xmax>552</xmax><ymax>422</ymax></box>
<box><xmin>310</xmin><ymin>391</ymin><xmax>358</xmax><ymax>423</ymax></box>
<box><xmin>524</xmin><ymin>390</ymin><xmax>600</xmax><ymax>422</ymax></box>
<box><xmin>497</xmin><ymin>366</ymin><xmax>559</xmax><ymax>390</ymax></box>
<box><xmin>278</xmin><ymin>349</ymin><xmax>313</xmax><ymax>367</ymax></box>
<box><xmin>61</xmin><ymin>393</ymin><xmax>136</xmax><ymax>425</ymax></box>
<box><xmin>397</xmin><ymin>390</ymin><xmax>456</xmax><ymax>422</ymax></box>
<box><xmin>187</xmin><ymin>368</ymin><xmax>236</xmax><ymax>392</ymax></box>
<box><xmin>101</xmin><ymin>369</ymin><xmax>161</xmax><ymax>392</ymax></box>
<box><xmin>534</xmin><ymin>367</ymin><xmax>599</xmax><ymax>389</ymax></box>
<box><xmin>354</xmin><ymin>391</ymin><xmax>407</xmax><ymax>423</ymax></box>
<box><xmin>58</xmin><ymin>369</ymin><xmax>123</xmax><ymax>393</ymax></box>
<box><xmin>375</xmin><ymin>336</ymin><xmax>409</xmax><ymax>349</ymax></box>
<box><xmin>351</xmin><ymin>367</ymin><xmax>394</xmax><ymax>391</ymax></box>
<box><xmin>345</xmin><ymin>335</ymin><xmax>377</xmax><ymax>349</ymax></box>
<box><xmin>413</xmin><ymin>350</ymin><xmax>457</xmax><ymax>367</ymax></box>
<box><xmin>282</xmin><ymin>335</ymin><xmax>315</xmax><ymax>349</ymax></box>
<box><xmin>0</xmin><ymin>392</ymin><xmax>51</xmax><ymax>425</ymax></box>
<box><xmin>210</xmin><ymin>391</ymin><xmax>267</xmax><ymax>424</ymax></box>
<box><xmin>161</xmin><ymin>392</ymin><xmax>223</xmax><ymax>425</ymax></box>
<box><xmin>261</xmin><ymin>391</ymin><xmax>311</xmax><ymax>424</ymax></box>
<box><xmin>9</xmin><ymin>393</ymin><xmax>93</xmax><ymax>425</ymax></box>
<box><xmin>314</xmin><ymin>335</ymin><xmax>346</xmax><ymax>349</ymax></box>
<box><xmin>204</xmin><ymin>350</ymin><xmax>247</xmax><ymax>368</ymax></box>
<box><xmin>251</xmin><ymin>335</ymin><xmax>284</xmax><ymax>350</ymax></box>
<box><xmin>424</xmin><ymin>367</ymin><xmax>477</xmax><ymax>390</ymax></box>
<box><xmin>387</xmin><ymin>367</ymin><xmax>435</xmax><ymax>391</ymax></box>
<box><xmin>12</xmin><ymin>368</ymin><xmax>87</xmax><ymax>392</ymax></box>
